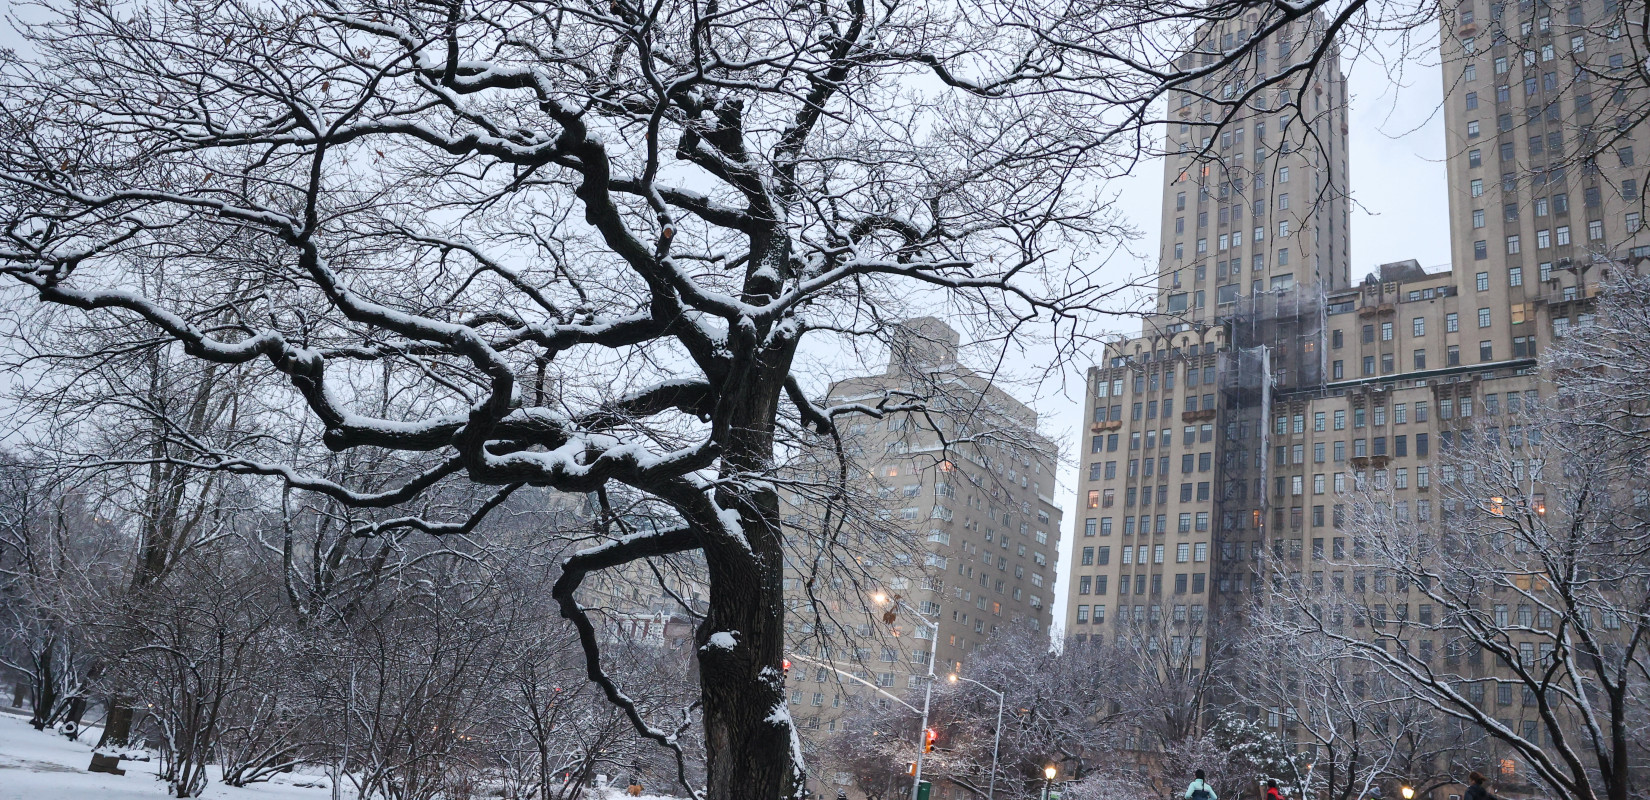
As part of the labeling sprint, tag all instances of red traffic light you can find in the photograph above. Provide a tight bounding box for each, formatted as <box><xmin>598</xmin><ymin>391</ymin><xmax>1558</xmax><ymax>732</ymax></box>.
<box><xmin>782</xmin><ymin>659</ymin><xmax>792</xmax><ymax>672</ymax></box>
<box><xmin>924</xmin><ymin>728</ymin><xmax>937</xmax><ymax>752</ymax></box>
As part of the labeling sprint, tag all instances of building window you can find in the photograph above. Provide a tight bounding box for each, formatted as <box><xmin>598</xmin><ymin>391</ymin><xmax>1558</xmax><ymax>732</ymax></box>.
<box><xmin>1474</xmin><ymin>240</ymin><xmax>1487</xmax><ymax>259</ymax></box>
<box><xmin>1480</xmin><ymin>341</ymin><xmax>1494</xmax><ymax>361</ymax></box>
<box><xmin>1476</xmin><ymin>272</ymin><xmax>1489</xmax><ymax>291</ymax></box>
<box><xmin>1446</xmin><ymin>312</ymin><xmax>1459</xmax><ymax>332</ymax></box>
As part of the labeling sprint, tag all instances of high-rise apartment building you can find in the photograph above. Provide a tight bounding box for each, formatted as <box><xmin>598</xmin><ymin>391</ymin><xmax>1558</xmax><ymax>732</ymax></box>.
<box><xmin>1063</xmin><ymin>0</ymin><xmax>1646</xmax><ymax>700</ymax></box>
<box><xmin>1064</xmin><ymin>9</ymin><xmax>1352</xmax><ymax>647</ymax></box>
<box><xmin>1159</xmin><ymin>12</ymin><xmax>1352</xmax><ymax>329</ymax></box>
<box><xmin>1438</xmin><ymin>0</ymin><xmax>1643</xmax><ymax>338</ymax></box>
<box><xmin>784</xmin><ymin>319</ymin><xmax>1062</xmax><ymax>754</ymax></box>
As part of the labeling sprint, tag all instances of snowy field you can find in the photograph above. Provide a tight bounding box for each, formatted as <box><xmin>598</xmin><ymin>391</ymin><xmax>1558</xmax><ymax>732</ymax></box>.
<box><xmin>0</xmin><ymin>711</ymin><xmax>681</xmax><ymax>800</ymax></box>
<box><xmin>0</xmin><ymin>711</ymin><xmax>345</xmax><ymax>800</ymax></box>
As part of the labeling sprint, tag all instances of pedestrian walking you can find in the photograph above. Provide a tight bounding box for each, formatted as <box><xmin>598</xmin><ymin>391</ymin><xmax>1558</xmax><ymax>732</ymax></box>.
<box><xmin>1265</xmin><ymin>780</ymin><xmax>1285</xmax><ymax>800</ymax></box>
<box><xmin>1464</xmin><ymin>772</ymin><xmax>1500</xmax><ymax>800</ymax></box>
<box><xmin>1186</xmin><ymin>770</ymin><xmax>1218</xmax><ymax>800</ymax></box>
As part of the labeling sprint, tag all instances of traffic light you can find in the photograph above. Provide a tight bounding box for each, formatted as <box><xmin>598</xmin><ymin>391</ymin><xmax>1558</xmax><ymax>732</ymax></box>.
<box><xmin>924</xmin><ymin>728</ymin><xmax>937</xmax><ymax>753</ymax></box>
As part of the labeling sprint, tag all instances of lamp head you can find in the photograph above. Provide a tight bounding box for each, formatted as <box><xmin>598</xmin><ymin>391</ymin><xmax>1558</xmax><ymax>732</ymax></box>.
<box><xmin>873</xmin><ymin>592</ymin><xmax>888</xmax><ymax>605</ymax></box>
<box><xmin>1045</xmin><ymin>766</ymin><xmax>1058</xmax><ymax>780</ymax></box>
<box><xmin>948</xmin><ymin>674</ymin><xmax>959</xmax><ymax>683</ymax></box>
<box><xmin>1401</xmin><ymin>787</ymin><xmax>1416</xmax><ymax>800</ymax></box>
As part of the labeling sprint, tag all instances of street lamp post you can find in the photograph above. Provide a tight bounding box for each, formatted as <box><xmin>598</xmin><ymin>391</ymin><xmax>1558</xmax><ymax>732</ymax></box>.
<box><xmin>876</xmin><ymin>593</ymin><xmax>940</xmax><ymax>800</ymax></box>
<box><xmin>1042</xmin><ymin>766</ymin><xmax>1057</xmax><ymax>800</ymax></box>
<box><xmin>948</xmin><ymin>674</ymin><xmax>1005</xmax><ymax>800</ymax></box>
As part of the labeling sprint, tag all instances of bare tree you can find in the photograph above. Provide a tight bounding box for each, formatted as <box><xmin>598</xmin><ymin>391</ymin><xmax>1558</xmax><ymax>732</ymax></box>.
<box><xmin>1257</xmin><ymin>279</ymin><xmax>1650</xmax><ymax>800</ymax></box>
<box><xmin>0</xmin><ymin>0</ymin><xmax>1142</xmax><ymax>793</ymax></box>
<box><xmin>1228</xmin><ymin>628</ymin><xmax>1490</xmax><ymax>800</ymax></box>
<box><xmin>0</xmin><ymin>452</ymin><xmax>122</xmax><ymax>733</ymax></box>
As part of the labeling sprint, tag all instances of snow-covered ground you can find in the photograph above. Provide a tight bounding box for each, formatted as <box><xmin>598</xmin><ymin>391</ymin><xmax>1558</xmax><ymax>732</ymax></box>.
<box><xmin>0</xmin><ymin>711</ymin><xmax>344</xmax><ymax>800</ymax></box>
<box><xmin>0</xmin><ymin>710</ymin><xmax>684</xmax><ymax>800</ymax></box>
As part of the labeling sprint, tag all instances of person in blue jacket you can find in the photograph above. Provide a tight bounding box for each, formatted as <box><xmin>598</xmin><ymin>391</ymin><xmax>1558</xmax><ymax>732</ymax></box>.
<box><xmin>1185</xmin><ymin>770</ymin><xmax>1218</xmax><ymax>800</ymax></box>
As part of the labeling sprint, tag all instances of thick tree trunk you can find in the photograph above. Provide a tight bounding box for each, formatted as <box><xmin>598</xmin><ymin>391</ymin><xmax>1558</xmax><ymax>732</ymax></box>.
<box><xmin>97</xmin><ymin>702</ymin><xmax>134</xmax><ymax>749</ymax></box>
<box><xmin>696</xmin><ymin>531</ymin><xmax>794</xmax><ymax>799</ymax></box>
<box><xmin>695</xmin><ymin>353</ymin><xmax>802</xmax><ymax>800</ymax></box>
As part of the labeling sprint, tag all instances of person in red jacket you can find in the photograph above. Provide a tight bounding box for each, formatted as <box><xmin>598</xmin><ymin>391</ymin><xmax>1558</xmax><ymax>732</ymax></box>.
<box><xmin>1266</xmin><ymin>780</ymin><xmax>1286</xmax><ymax>800</ymax></box>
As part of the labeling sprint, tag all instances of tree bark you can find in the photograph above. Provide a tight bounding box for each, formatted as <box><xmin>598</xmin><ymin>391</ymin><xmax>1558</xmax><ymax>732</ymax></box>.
<box><xmin>97</xmin><ymin>703</ymin><xmax>134</xmax><ymax>749</ymax></box>
<box><xmin>696</xmin><ymin>510</ymin><xmax>793</xmax><ymax>799</ymax></box>
<box><xmin>693</xmin><ymin>337</ymin><xmax>802</xmax><ymax>799</ymax></box>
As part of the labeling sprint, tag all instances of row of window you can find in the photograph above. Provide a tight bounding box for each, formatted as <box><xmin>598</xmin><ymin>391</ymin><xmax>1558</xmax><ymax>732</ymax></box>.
<box><xmin>1335</xmin><ymin>336</ymin><xmax>1538</xmax><ymax>375</ymax></box>
<box><xmin>1474</xmin><ymin>219</ymin><xmax>1616</xmax><ymax>258</ymax></box>
<box><xmin>1072</xmin><ymin>602</ymin><xmax>1207</xmax><ymax>626</ymax></box>
<box><xmin>1262</xmin><ymin>391</ymin><xmax>1534</xmax><ymax>437</ymax></box>
<box><xmin>1075</xmin><ymin>571</ymin><xmax>1210</xmax><ymax>597</ymax></box>
<box><xmin>1095</xmin><ymin>397</ymin><xmax>1222</xmax><ymax>424</ymax></box>
<box><xmin>1079</xmin><ymin>541</ymin><xmax>1212</xmax><ymax>566</ymax></box>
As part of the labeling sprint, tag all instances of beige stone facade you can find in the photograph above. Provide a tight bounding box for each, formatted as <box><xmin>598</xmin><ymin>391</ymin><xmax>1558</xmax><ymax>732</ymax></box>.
<box><xmin>1064</xmin><ymin>0</ymin><xmax>1647</xmax><ymax>711</ymax></box>
<box><xmin>783</xmin><ymin>319</ymin><xmax>1062</xmax><ymax>777</ymax></box>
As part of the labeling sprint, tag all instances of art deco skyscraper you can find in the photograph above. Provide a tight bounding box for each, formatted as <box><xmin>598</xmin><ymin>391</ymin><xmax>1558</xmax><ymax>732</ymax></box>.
<box><xmin>1064</xmin><ymin>9</ymin><xmax>1351</xmax><ymax>651</ymax></box>
<box><xmin>1063</xmin><ymin>0</ymin><xmax>1649</xmax><ymax>762</ymax></box>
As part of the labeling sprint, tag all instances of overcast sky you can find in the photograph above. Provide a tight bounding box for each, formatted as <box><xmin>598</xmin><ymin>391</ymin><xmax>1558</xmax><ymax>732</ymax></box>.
<box><xmin>0</xmin><ymin>5</ymin><xmax>1454</xmax><ymax>627</ymax></box>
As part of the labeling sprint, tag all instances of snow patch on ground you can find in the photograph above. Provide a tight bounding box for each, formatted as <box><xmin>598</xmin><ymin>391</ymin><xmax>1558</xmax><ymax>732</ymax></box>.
<box><xmin>0</xmin><ymin>711</ymin><xmax>350</xmax><ymax>800</ymax></box>
<box><xmin>0</xmin><ymin>711</ymin><xmax>694</xmax><ymax>800</ymax></box>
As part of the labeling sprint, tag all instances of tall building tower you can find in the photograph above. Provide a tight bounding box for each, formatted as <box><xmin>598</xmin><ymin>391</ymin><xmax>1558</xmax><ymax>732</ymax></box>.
<box><xmin>784</xmin><ymin>318</ymin><xmax>1062</xmax><ymax>745</ymax></box>
<box><xmin>1437</xmin><ymin>0</ymin><xmax>1646</xmax><ymax>345</ymax></box>
<box><xmin>1065</xmin><ymin>9</ymin><xmax>1352</xmax><ymax>650</ymax></box>
<box><xmin>1063</xmin><ymin>0</ymin><xmax>1650</xmax><ymax>762</ymax></box>
<box><xmin>1158</xmin><ymin>12</ymin><xmax>1351</xmax><ymax>334</ymax></box>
